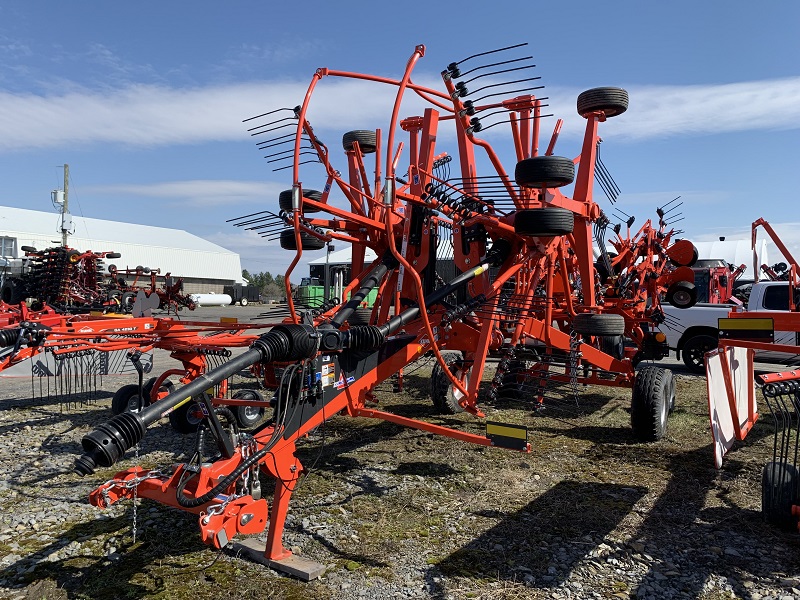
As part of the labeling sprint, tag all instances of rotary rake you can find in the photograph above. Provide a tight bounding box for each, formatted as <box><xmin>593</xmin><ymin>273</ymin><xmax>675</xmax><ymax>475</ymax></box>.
<box><xmin>0</xmin><ymin>312</ymin><xmax>276</xmax><ymax>418</ymax></box>
<box><xmin>74</xmin><ymin>43</ymin><xmax>698</xmax><ymax>577</ymax></box>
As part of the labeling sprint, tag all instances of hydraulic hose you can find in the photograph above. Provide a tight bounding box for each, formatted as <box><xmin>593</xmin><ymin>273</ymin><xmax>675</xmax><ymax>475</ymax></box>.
<box><xmin>176</xmin><ymin>441</ymin><xmax>270</xmax><ymax>509</ymax></box>
<box><xmin>74</xmin><ymin>324</ymin><xmax>318</xmax><ymax>476</ymax></box>
<box><xmin>329</xmin><ymin>260</ymin><xmax>390</xmax><ymax>328</ymax></box>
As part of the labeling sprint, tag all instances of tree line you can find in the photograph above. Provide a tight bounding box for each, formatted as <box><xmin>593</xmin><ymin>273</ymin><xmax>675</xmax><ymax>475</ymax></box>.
<box><xmin>241</xmin><ymin>270</ymin><xmax>289</xmax><ymax>301</ymax></box>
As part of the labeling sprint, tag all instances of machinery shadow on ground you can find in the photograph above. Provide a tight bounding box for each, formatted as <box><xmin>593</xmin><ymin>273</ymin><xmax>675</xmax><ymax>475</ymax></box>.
<box><xmin>0</xmin><ymin>506</ymin><xmax>204</xmax><ymax>599</ymax></box>
<box><xmin>432</xmin><ymin>480</ymin><xmax>646</xmax><ymax>591</ymax></box>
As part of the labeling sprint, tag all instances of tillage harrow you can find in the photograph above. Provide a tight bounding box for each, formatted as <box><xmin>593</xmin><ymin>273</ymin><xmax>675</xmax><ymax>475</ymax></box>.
<box><xmin>73</xmin><ymin>44</ymin><xmax>700</xmax><ymax>577</ymax></box>
<box><xmin>0</xmin><ymin>245</ymin><xmax>196</xmax><ymax>316</ymax></box>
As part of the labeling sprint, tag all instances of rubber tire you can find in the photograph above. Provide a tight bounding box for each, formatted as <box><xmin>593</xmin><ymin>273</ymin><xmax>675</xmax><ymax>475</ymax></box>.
<box><xmin>515</xmin><ymin>155</ymin><xmax>575</xmax><ymax>189</ymax></box>
<box><xmin>240</xmin><ymin>298</ymin><xmax>248</xmax><ymax>306</ymax></box>
<box><xmin>278</xmin><ymin>189</ymin><xmax>323</xmax><ymax>213</ymax></box>
<box><xmin>106</xmin><ymin>252</ymin><xmax>121</xmax><ymax>259</ymax></box>
<box><xmin>143</xmin><ymin>377</ymin><xmax>174</xmax><ymax>403</ymax></box>
<box><xmin>169</xmin><ymin>400</ymin><xmax>205</xmax><ymax>434</ymax></box>
<box><xmin>762</xmin><ymin>461</ymin><xmax>800</xmax><ymax>531</ymax></box>
<box><xmin>20</xmin><ymin>245</ymin><xmax>37</xmax><ymax>253</ymax></box>
<box><xmin>67</xmin><ymin>250</ymin><xmax>81</xmax><ymax>263</ymax></box>
<box><xmin>595</xmin><ymin>252</ymin><xmax>619</xmax><ymax>284</ymax></box>
<box><xmin>681</xmin><ymin>334</ymin><xmax>717</xmax><ymax>374</ymax></box>
<box><xmin>279</xmin><ymin>229</ymin><xmax>326</xmax><ymax>251</ymax></box>
<box><xmin>348</xmin><ymin>307</ymin><xmax>374</xmax><ymax>326</ymax></box>
<box><xmin>514</xmin><ymin>208</ymin><xmax>574</xmax><ymax>236</ymax></box>
<box><xmin>665</xmin><ymin>370</ymin><xmax>676</xmax><ymax>413</ymax></box>
<box><xmin>572</xmin><ymin>313</ymin><xmax>626</xmax><ymax>337</ymax></box>
<box><xmin>342</xmin><ymin>130</ymin><xmax>377</xmax><ymax>154</ymax></box>
<box><xmin>631</xmin><ymin>366</ymin><xmax>671</xmax><ymax>441</ymax></box>
<box><xmin>108</xmin><ymin>264</ymin><xmax>117</xmax><ymax>273</ymax></box>
<box><xmin>499</xmin><ymin>359</ymin><xmax>529</xmax><ymax>391</ymax></box>
<box><xmin>666</xmin><ymin>281</ymin><xmax>698</xmax><ymax>309</ymax></box>
<box><xmin>600</xmin><ymin>334</ymin><xmax>625</xmax><ymax>360</ymax></box>
<box><xmin>232</xmin><ymin>389</ymin><xmax>267</xmax><ymax>429</ymax></box>
<box><xmin>431</xmin><ymin>351</ymin><xmax>467</xmax><ymax>414</ymax></box>
<box><xmin>577</xmin><ymin>87</ymin><xmax>629</xmax><ymax>118</ymax></box>
<box><xmin>120</xmin><ymin>291</ymin><xmax>136</xmax><ymax>311</ymax></box>
<box><xmin>111</xmin><ymin>383</ymin><xmax>147</xmax><ymax>415</ymax></box>
<box><xmin>1</xmin><ymin>279</ymin><xmax>24</xmax><ymax>304</ymax></box>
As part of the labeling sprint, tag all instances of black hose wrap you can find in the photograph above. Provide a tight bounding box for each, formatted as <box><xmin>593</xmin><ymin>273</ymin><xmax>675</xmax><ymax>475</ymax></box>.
<box><xmin>74</xmin><ymin>412</ymin><xmax>146</xmax><ymax>476</ymax></box>
<box><xmin>74</xmin><ymin>323</ymin><xmax>319</xmax><ymax>476</ymax></box>
<box><xmin>330</xmin><ymin>261</ymin><xmax>389</xmax><ymax>328</ymax></box>
<box><xmin>347</xmin><ymin>325</ymin><xmax>385</xmax><ymax>351</ymax></box>
<box><xmin>0</xmin><ymin>328</ymin><xmax>19</xmax><ymax>348</ymax></box>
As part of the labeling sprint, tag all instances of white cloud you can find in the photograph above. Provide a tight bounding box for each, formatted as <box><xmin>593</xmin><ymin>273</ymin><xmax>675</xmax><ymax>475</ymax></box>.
<box><xmin>548</xmin><ymin>77</ymin><xmax>800</xmax><ymax>141</ymax></box>
<box><xmin>86</xmin><ymin>179</ymin><xmax>286</xmax><ymax>206</ymax></box>
<box><xmin>2</xmin><ymin>75</ymin><xmax>798</xmax><ymax>152</ymax></box>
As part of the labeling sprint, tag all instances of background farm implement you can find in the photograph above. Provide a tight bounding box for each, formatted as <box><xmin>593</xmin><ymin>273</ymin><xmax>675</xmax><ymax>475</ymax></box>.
<box><xmin>0</xmin><ymin>312</ymin><xmax>278</xmax><ymax>427</ymax></box>
<box><xmin>706</xmin><ymin>217</ymin><xmax>800</xmax><ymax>532</ymax></box>
<box><xmin>0</xmin><ymin>245</ymin><xmax>196</xmax><ymax>316</ymax></box>
<box><xmin>74</xmin><ymin>43</ymin><xmax>701</xmax><ymax>578</ymax></box>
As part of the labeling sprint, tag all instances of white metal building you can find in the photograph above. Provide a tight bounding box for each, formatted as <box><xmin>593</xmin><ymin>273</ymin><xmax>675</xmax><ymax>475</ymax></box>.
<box><xmin>0</xmin><ymin>206</ymin><xmax>244</xmax><ymax>293</ymax></box>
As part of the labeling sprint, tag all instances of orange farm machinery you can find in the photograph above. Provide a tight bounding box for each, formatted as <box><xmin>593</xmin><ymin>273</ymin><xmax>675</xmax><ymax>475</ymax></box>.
<box><xmin>74</xmin><ymin>43</ymin><xmax>700</xmax><ymax>576</ymax></box>
<box><xmin>706</xmin><ymin>216</ymin><xmax>800</xmax><ymax>531</ymax></box>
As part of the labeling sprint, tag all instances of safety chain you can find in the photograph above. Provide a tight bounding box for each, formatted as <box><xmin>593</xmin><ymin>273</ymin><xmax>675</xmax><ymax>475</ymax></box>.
<box><xmin>488</xmin><ymin>345</ymin><xmax>516</xmax><ymax>402</ymax></box>
<box><xmin>568</xmin><ymin>330</ymin><xmax>582</xmax><ymax>404</ymax></box>
<box><xmin>98</xmin><ymin>469</ymin><xmax>171</xmax><ymax>509</ymax></box>
<box><xmin>232</xmin><ymin>435</ymin><xmax>262</xmax><ymax>502</ymax></box>
<box><xmin>200</xmin><ymin>491</ymin><xmax>244</xmax><ymax>526</ymax></box>
<box><xmin>132</xmin><ymin>442</ymin><xmax>140</xmax><ymax>543</ymax></box>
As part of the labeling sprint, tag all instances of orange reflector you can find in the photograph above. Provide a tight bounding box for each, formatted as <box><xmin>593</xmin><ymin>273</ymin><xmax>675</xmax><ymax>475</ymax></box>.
<box><xmin>220</xmin><ymin>317</ymin><xmax>238</xmax><ymax>324</ymax></box>
<box><xmin>655</xmin><ymin>332</ymin><xmax>666</xmax><ymax>342</ymax></box>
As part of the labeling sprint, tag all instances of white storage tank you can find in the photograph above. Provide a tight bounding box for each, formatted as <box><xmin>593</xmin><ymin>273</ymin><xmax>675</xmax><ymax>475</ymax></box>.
<box><xmin>189</xmin><ymin>293</ymin><xmax>233</xmax><ymax>307</ymax></box>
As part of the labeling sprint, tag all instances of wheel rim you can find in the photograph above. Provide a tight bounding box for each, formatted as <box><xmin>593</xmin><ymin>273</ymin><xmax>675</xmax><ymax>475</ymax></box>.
<box><xmin>687</xmin><ymin>340</ymin><xmax>714</xmax><ymax>370</ymax></box>
<box><xmin>686</xmin><ymin>347</ymin><xmax>704</xmax><ymax>369</ymax></box>
<box><xmin>241</xmin><ymin>405</ymin><xmax>260</xmax><ymax>421</ymax></box>
<box><xmin>448</xmin><ymin>368</ymin><xmax>470</xmax><ymax>406</ymax></box>
<box><xmin>673</xmin><ymin>290</ymin><xmax>692</xmax><ymax>306</ymax></box>
<box><xmin>126</xmin><ymin>394</ymin><xmax>146</xmax><ymax>413</ymax></box>
<box><xmin>187</xmin><ymin>406</ymin><xmax>205</xmax><ymax>425</ymax></box>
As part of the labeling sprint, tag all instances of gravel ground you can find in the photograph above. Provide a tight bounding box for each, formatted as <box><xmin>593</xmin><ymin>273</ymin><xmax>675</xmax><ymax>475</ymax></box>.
<box><xmin>0</xmin><ymin>305</ymin><xmax>799</xmax><ymax>600</ymax></box>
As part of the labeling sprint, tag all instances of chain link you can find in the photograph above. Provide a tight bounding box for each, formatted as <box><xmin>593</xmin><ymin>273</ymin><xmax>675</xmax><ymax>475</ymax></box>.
<box><xmin>200</xmin><ymin>492</ymin><xmax>243</xmax><ymax>525</ymax></box>
<box><xmin>569</xmin><ymin>331</ymin><xmax>582</xmax><ymax>405</ymax></box>
<box><xmin>132</xmin><ymin>442</ymin><xmax>139</xmax><ymax>543</ymax></box>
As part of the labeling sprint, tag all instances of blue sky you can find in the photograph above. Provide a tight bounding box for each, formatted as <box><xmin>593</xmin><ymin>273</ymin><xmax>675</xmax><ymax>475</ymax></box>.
<box><xmin>1</xmin><ymin>1</ymin><xmax>798</xmax><ymax>277</ymax></box>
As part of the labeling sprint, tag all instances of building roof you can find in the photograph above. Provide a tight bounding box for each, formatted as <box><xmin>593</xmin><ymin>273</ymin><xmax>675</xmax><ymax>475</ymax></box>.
<box><xmin>0</xmin><ymin>205</ymin><xmax>243</xmax><ymax>282</ymax></box>
<box><xmin>308</xmin><ymin>247</ymin><xmax>378</xmax><ymax>266</ymax></box>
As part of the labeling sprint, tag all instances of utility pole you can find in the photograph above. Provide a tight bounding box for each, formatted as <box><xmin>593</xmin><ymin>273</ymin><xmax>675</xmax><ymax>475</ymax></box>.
<box><xmin>61</xmin><ymin>164</ymin><xmax>70</xmax><ymax>247</ymax></box>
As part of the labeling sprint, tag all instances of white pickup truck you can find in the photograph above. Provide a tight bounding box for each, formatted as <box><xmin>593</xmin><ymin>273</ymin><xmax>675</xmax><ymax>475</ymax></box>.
<box><xmin>659</xmin><ymin>280</ymin><xmax>800</xmax><ymax>373</ymax></box>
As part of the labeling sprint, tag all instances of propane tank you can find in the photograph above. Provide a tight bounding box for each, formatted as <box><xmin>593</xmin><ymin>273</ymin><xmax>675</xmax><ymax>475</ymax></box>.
<box><xmin>189</xmin><ymin>293</ymin><xmax>233</xmax><ymax>307</ymax></box>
